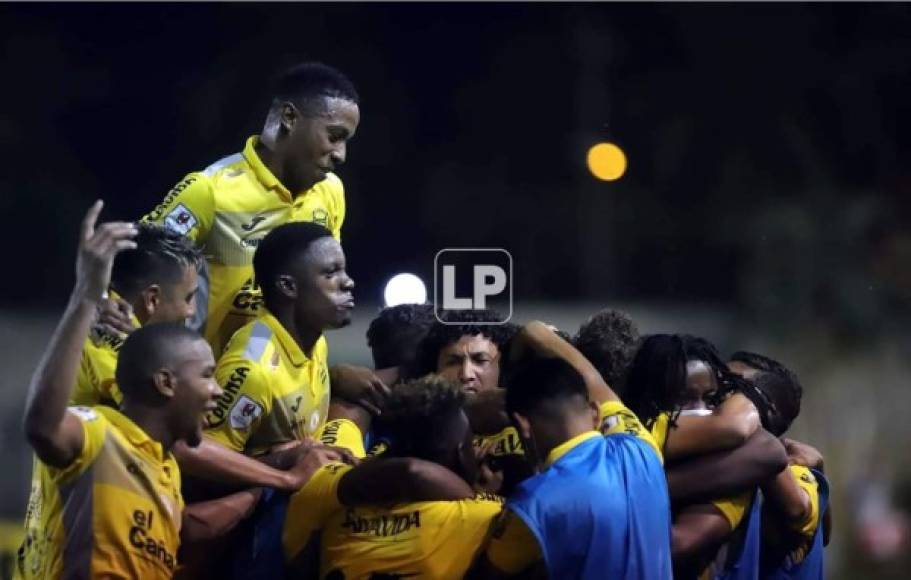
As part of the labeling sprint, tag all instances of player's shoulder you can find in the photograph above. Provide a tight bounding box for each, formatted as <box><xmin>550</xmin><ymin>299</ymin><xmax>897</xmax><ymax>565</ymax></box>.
<box><xmin>221</xmin><ymin>317</ymin><xmax>278</xmax><ymax>367</ymax></box>
<box><xmin>201</xmin><ymin>150</ymin><xmax>248</xmax><ymax>181</ymax></box>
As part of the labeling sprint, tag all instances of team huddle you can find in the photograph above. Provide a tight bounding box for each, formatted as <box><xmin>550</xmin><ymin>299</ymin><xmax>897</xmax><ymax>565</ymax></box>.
<box><xmin>15</xmin><ymin>63</ymin><xmax>830</xmax><ymax>580</ymax></box>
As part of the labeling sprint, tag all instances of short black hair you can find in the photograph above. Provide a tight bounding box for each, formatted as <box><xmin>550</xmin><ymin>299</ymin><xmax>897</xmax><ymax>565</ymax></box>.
<box><xmin>411</xmin><ymin>310</ymin><xmax>518</xmax><ymax>378</ymax></box>
<box><xmin>382</xmin><ymin>375</ymin><xmax>466</xmax><ymax>460</ymax></box>
<box><xmin>505</xmin><ymin>357</ymin><xmax>588</xmax><ymax>417</ymax></box>
<box><xmin>573</xmin><ymin>308</ymin><xmax>640</xmax><ymax>394</ymax></box>
<box><xmin>253</xmin><ymin>221</ymin><xmax>334</xmax><ymax>309</ymax></box>
<box><xmin>273</xmin><ymin>62</ymin><xmax>359</xmax><ymax>116</ymax></box>
<box><xmin>110</xmin><ymin>223</ymin><xmax>201</xmax><ymax>300</ymax></box>
<box><xmin>366</xmin><ymin>304</ymin><xmax>436</xmax><ymax>369</ymax></box>
<box><xmin>116</xmin><ymin>323</ymin><xmax>204</xmax><ymax>402</ymax></box>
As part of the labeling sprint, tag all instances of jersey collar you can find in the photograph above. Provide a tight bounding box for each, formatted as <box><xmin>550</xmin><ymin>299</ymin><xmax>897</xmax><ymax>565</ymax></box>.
<box><xmin>544</xmin><ymin>430</ymin><xmax>600</xmax><ymax>468</ymax></box>
<box><xmin>96</xmin><ymin>406</ymin><xmax>168</xmax><ymax>464</ymax></box>
<box><xmin>260</xmin><ymin>310</ymin><xmax>314</xmax><ymax>368</ymax></box>
<box><xmin>243</xmin><ymin>135</ymin><xmax>292</xmax><ymax>202</ymax></box>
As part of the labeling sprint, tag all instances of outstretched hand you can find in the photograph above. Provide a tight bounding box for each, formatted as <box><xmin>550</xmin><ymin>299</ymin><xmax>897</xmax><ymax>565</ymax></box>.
<box><xmin>76</xmin><ymin>200</ymin><xmax>138</xmax><ymax>302</ymax></box>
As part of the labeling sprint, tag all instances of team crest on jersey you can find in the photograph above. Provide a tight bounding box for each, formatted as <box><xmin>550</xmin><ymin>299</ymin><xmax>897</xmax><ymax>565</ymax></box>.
<box><xmin>311</xmin><ymin>208</ymin><xmax>330</xmax><ymax>227</ymax></box>
<box><xmin>164</xmin><ymin>203</ymin><xmax>198</xmax><ymax>235</ymax></box>
<box><xmin>229</xmin><ymin>395</ymin><xmax>264</xmax><ymax>430</ymax></box>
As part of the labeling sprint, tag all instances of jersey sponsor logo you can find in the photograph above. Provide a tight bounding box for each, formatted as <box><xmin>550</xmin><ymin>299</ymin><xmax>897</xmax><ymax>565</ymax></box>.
<box><xmin>341</xmin><ymin>509</ymin><xmax>421</xmax><ymax>537</ymax></box>
<box><xmin>229</xmin><ymin>395</ymin><xmax>264</xmax><ymax>430</ymax></box>
<box><xmin>129</xmin><ymin>509</ymin><xmax>176</xmax><ymax>571</ymax></box>
<box><xmin>319</xmin><ymin>420</ymin><xmax>342</xmax><ymax>446</ymax></box>
<box><xmin>311</xmin><ymin>208</ymin><xmax>330</xmax><ymax>228</ymax></box>
<box><xmin>208</xmin><ymin>366</ymin><xmax>250</xmax><ymax>427</ymax></box>
<box><xmin>232</xmin><ymin>277</ymin><xmax>265</xmax><ymax>312</ymax></box>
<box><xmin>241</xmin><ymin>237</ymin><xmax>263</xmax><ymax>248</ymax></box>
<box><xmin>145</xmin><ymin>176</ymin><xmax>198</xmax><ymax>222</ymax></box>
<box><xmin>68</xmin><ymin>406</ymin><xmax>99</xmax><ymax>422</ymax></box>
<box><xmin>164</xmin><ymin>203</ymin><xmax>198</xmax><ymax>236</ymax></box>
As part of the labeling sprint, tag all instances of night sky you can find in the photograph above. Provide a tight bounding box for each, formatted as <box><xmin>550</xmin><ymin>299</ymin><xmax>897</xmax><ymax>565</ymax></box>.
<box><xmin>2</xmin><ymin>3</ymin><xmax>909</xmax><ymax>335</ymax></box>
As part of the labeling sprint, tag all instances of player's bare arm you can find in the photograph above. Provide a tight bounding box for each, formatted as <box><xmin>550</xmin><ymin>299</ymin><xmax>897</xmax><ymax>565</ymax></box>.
<box><xmin>24</xmin><ymin>201</ymin><xmax>137</xmax><ymax>469</ymax></box>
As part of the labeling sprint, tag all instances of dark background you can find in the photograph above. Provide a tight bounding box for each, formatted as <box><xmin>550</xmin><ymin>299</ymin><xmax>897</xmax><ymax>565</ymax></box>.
<box><xmin>2</xmin><ymin>2</ymin><xmax>909</xmax><ymax>342</ymax></box>
<box><xmin>2</xmin><ymin>4</ymin><xmax>911</xmax><ymax>578</ymax></box>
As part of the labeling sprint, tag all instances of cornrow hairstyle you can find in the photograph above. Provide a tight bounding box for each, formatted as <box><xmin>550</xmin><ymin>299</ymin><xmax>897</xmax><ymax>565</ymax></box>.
<box><xmin>366</xmin><ymin>304</ymin><xmax>436</xmax><ymax>369</ymax></box>
<box><xmin>381</xmin><ymin>375</ymin><xmax>466</xmax><ymax>459</ymax></box>
<box><xmin>272</xmin><ymin>62</ymin><xmax>359</xmax><ymax>117</ymax></box>
<box><xmin>573</xmin><ymin>308</ymin><xmax>641</xmax><ymax>395</ymax></box>
<box><xmin>730</xmin><ymin>351</ymin><xmax>804</xmax><ymax>436</ymax></box>
<box><xmin>110</xmin><ymin>223</ymin><xmax>202</xmax><ymax>300</ymax></box>
<box><xmin>410</xmin><ymin>309</ymin><xmax>518</xmax><ymax>379</ymax></box>
<box><xmin>253</xmin><ymin>221</ymin><xmax>334</xmax><ymax>309</ymax></box>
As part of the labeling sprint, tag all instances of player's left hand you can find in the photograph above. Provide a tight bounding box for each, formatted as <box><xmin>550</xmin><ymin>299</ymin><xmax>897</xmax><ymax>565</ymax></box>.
<box><xmin>330</xmin><ymin>364</ymin><xmax>391</xmax><ymax>416</ymax></box>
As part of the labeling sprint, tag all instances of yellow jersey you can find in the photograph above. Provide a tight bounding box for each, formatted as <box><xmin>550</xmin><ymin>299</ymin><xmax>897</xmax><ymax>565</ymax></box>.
<box><xmin>761</xmin><ymin>464</ymin><xmax>822</xmax><ymax>565</ymax></box>
<box><xmin>143</xmin><ymin>136</ymin><xmax>345</xmax><ymax>356</ymax></box>
<box><xmin>16</xmin><ymin>407</ymin><xmax>183</xmax><ymax>580</ymax></box>
<box><xmin>71</xmin><ymin>291</ymin><xmax>140</xmax><ymax>408</ymax></box>
<box><xmin>204</xmin><ymin>310</ymin><xmax>330</xmax><ymax>457</ymax></box>
<box><xmin>315</xmin><ymin>419</ymin><xmax>367</xmax><ymax>459</ymax></box>
<box><xmin>283</xmin><ymin>461</ymin><xmax>503</xmax><ymax>579</ymax></box>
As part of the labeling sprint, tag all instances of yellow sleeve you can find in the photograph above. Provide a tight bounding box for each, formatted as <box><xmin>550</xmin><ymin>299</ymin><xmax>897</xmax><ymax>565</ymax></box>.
<box><xmin>327</xmin><ymin>174</ymin><xmax>345</xmax><ymax>242</ymax></box>
<box><xmin>597</xmin><ymin>400</ymin><xmax>663</xmax><ymax>462</ymax></box>
<box><xmin>315</xmin><ymin>419</ymin><xmax>366</xmax><ymax>458</ymax></box>
<box><xmin>142</xmin><ymin>172</ymin><xmax>215</xmax><ymax>243</ymax></box>
<box><xmin>485</xmin><ymin>508</ymin><xmax>543</xmax><ymax>575</ymax></box>
<box><xmin>204</xmin><ymin>360</ymin><xmax>271</xmax><ymax>453</ymax></box>
<box><xmin>711</xmin><ymin>491</ymin><xmax>753</xmax><ymax>530</ymax></box>
<box><xmin>53</xmin><ymin>407</ymin><xmax>108</xmax><ymax>482</ymax></box>
<box><xmin>474</xmin><ymin>427</ymin><xmax>524</xmax><ymax>458</ymax></box>
<box><xmin>282</xmin><ymin>462</ymin><xmax>351</xmax><ymax>561</ymax></box>
<box><xmin>72</xmin><ymin>340</ymin><xmax>121</xmax><ymax>407</ymax></box>
<box><xmin>789</xmin><ymin>465</ymin><xmax>821</xmax><ymax>538</ymax></box>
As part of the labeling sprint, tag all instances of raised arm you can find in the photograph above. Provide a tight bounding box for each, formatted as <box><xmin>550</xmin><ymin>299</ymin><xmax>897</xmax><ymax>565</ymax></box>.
<box><xmin>666</xmin><ymin>428</ymin><xmax>787</xmax><ymax>504</ymax></box>
<box><xmin>24</xmin><ymin>201</ymin><xmax>138</xmax><ymax>468</ymax></box>
<box><xmin>511</xmin><ymin>321</ymin><xmax>616</xmax><ymax>405</ymax></box>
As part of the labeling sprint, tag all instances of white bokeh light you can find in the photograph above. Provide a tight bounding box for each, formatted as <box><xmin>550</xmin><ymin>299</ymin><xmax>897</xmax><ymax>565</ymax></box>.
<box><xmin>383</xmin><ymin>273</ymin><xmax>427</xmax><ymax>307</ymax></box>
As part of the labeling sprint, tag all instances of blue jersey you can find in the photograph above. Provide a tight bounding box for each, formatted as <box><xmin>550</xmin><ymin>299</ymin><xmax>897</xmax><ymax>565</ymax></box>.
<box><xmin>714</xmin><ymin>491</ymin><xmax>763</xmax><ymax>580</ymax></box>
<box><xmin>761</xmin><ymin>470</ymin><xmax>829</xmax><ymax>580</ymax></box>
<box><xmin>508</xmin><ymin>434</ymin><xmax>672</xmax><ymax>579</ymax></box>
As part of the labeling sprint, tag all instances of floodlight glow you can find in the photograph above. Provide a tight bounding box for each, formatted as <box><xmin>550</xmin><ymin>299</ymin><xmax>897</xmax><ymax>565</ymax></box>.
<box><xmin>587</xmin><ymin>142</ymin><xmax>627</xmax><ymax>181</ymax></box>
<box><xmin>383</xmin><ymin>273</ymin><xmax>427</xmax><ymax>307</ymax></box>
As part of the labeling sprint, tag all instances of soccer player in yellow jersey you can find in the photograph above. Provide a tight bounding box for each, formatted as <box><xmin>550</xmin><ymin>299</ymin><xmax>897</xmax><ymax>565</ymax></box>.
<box><xmin>72</xmin><ymin>223</ymin><xmax>201</xmax><ymax>407</ymax></box>
<box><xmin>17</xmin><ymin>202</ymin><xmax>223</xmax><ymax>579</ymax></box>
<box><xmin>139</xmin><ymin>62</ymin><xmax>360</xmax><ymax>356</ymax></box>
<box><xmin>284</xmin><ymin>375</ymin><xmax>504</xmax><ymax>579</ymax></box>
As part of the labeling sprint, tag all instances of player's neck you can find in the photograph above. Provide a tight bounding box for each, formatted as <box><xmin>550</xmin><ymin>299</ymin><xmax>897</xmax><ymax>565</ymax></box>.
<box><xmin>272</xmin><ymin>305</ymin><xmax>321</xmax><ymax>357</ymax></box>
<box><xmin>120</xmin><ymin>405</ymin><xmax>176</xmax><ymax>454</ymax></box>
<box><xmin>534</xmin><ymin>416</ymin><xmax>595</xmax><ymax>464</ymax></box>
<box><xmin>255</xmin><ymin>139</ymin><xmax>311</xmax><ymax>194</ymax></box>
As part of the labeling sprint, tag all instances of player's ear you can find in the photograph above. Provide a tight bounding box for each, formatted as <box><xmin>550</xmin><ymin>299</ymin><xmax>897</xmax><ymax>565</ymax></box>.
<box><xmin>141</xmin><ymin>285</ymin><xmax>162</xmax><ymax>316</ymax></box>
<box><xmin>151</xmin><ymin>368</ymin><xmax>177</xmax><ymax>400</ymax></box>
<box><xmin>588</xmin><ymin>401</ymin><xmax>600</xmax><ymax>429</ymax></box>
<box><xmin>277</xmin><ymin>275</ymin><xmax>297</xmax><ymax>299</ymax></box>
<box><xmin>280</xmin><ymin>102</ymin><xmax>298</xmax><ymax>132</ymax></box>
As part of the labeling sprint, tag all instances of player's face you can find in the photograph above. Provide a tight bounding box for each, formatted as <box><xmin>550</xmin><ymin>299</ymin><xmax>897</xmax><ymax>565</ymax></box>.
<box><xmin>172</xmin><ymin>338</ymin><xmax>221</xmax><ymax>447</ymax></box>
<box><xmin>682</xmin><ymin>360</ymin><xmax>717</xmax><ymax>410</ymax></box>
<box><xmin>289</xmin><ymin>97</ymin><xmax>360</xmax><ymax>189</ymax></box>
<box><xmin>148</xmin><ymin>266</ymin><xmax>198</xmax><ymax>326</ymax></box>
<box><xmin>295</xmin><ymin>237</ymin><xmax>355</xmax><ymax>331</ymax></box>
<box><xmin>436</xmin><ymin>335</ymin><xmax>501</xmax><ymax>396</ymax></box>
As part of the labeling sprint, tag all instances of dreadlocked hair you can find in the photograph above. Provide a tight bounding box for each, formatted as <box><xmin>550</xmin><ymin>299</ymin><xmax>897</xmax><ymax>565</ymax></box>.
<box><xmin>623</xmin><ymin>334</ymin><xmax>687</xmax><ymax>429</ymax></box>
<box><xmin>573</xmin><ymin>308</ymin><xmax>640</xmax><ymax>395</ymax></box>
<box><xmin>680</xmin><ymin>335</ymin><xmax>746</xmax><ymax>407</ymax></box>
<box><xmin>409</xmin><ymin>309</ymin><xmax>518</xmax><ymax>379</ymax></box>
<box><xmin>381</xmin><ymin>375</ymin><xmax>466</xmax><ymax>460</ymax></box>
